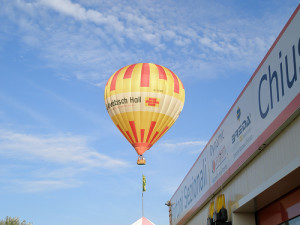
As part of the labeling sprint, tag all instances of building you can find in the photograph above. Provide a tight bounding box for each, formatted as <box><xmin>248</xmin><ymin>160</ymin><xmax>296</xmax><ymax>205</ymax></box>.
<box><xmin>168</xmin><ymin>4</ymin><xmax>300</xmax><ymax>225</ymax></box>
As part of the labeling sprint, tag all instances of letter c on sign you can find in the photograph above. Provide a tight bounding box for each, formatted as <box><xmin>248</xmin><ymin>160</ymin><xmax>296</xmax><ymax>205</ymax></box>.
<box><xmin>259</xmin><ymin>74</ymin><xmax>269</xmax><ymax>119</ymax></box>
<box><xmin>298</xmin><ymin>37</ymin><xmax>300</xmax><ymax>56</ymax></box>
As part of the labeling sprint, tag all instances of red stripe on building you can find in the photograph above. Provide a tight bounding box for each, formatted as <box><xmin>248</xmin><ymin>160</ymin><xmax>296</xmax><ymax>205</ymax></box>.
<box><xmin>150</xmin><ymin>131</ymin><xmax>159</xmax><ymax>144</ymax></box>
<box><xmin>129</xmin><ymin>121</ymin><xmax>138</xmax><ymax>142</ymax></box>
<box><xmin>110</xmin><ymin>68</ymin><xmax>122</xmax><ymax>91</ymax></box>
<box><xmin>141</xmin><ymin>63</ymin><xmax>150</xmax><ymax>87</ymax></box>
<box><xmin>126</xmin><ymin>131</ymin><xmax>134</xmax><ymax>144</ymax></box>
<box><xmin>146</xmin><ymin>121</ymin><xmax>156</xmax><ymax>143</ymax></box>
<box><xmin>141</xmin><ymin>129</ymin><xmax>145</xmax><ymax>142</ymax></box>
<box><xmin>155</xmin><ymin>64</ymin><xmax>167</xmax><ymax>80</ymax></box>
<box><xmin>123</xmin><ymin>64</ymin><xmax>136</xmax><ymax>79</ymax></box>
<box><xmin>117</xmin><ymin>125</ymin><xmax>131</xmax><ymax>143</ymax></box>
<box><xmin>169</xmin><ymin>70</ymin><xmax>179</xmax><ymax>93</ymax></box>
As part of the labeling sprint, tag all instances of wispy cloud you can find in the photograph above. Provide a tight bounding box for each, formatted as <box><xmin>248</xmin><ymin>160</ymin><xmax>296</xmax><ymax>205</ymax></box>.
<box><xmin>158</xmin><ymin>140</ymin><xmax>207</xmax><ymax>154</ymax></box>
<box><xmin>160</xmin><ymin>140</ymin><xmax>207</xmax><ymax>149</ymax></box>
<box><xmin>0</xmin><ymin>129</ymin><xmax>127</xmax><ymax>168</ymax></box>
<box><xmin>0</xmin><ymin>0</ymin><xmax>289</xmax><ymax>85</ymax></box>
<box><xmin>28</xmin><ymin>81</ymin><xmax>107</xmax><ymax>127</ymax></box>
<box><xmin>8</xmin><ymin>179</ymin><xmax>82</xmax><ymax>193</ymax></box>
<box><xmin>0</xmin><ymin>91</ymin><xmax>54</xmax><ymax>130</ymax></box>
<box><xmin>0</xmin><ymin>129</ymin><xmax>129</xmax><ymax>192</ymax></box>
<box><xmin>40</xmin><ymin>0</ymin><xmax>124</xmax><ymax>32</ymax></box>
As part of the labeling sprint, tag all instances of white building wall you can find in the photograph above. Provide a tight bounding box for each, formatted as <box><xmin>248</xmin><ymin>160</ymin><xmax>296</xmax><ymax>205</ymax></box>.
<box><xmin>185</xmin><ymin>114</ymin><xmax>300</xmax><ymax>225</ymax></box>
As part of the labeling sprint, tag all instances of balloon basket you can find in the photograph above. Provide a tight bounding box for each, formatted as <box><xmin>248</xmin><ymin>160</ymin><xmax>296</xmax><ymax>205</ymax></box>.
<box><xmin>137</xmin><ymin>155</ymin><xmax>146</xmax><ymax>165</ymax></box>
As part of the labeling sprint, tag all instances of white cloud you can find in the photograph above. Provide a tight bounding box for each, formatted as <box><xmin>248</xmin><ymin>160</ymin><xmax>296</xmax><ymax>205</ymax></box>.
<box><xmin>40</xmin><ymin>0</ymin><xmax>124</xmax><ymax>33</ymax></box>
<box><xmin>41</xmin><ymin>0</ymin><xmax>87</xmax><ymax>20</ymax></box>
<box><xmin>0</xmin><ymin>129</ymin><xmax>129</xmax><ymax>192</ymax></box>
<box><xmin>0</xmin><ymin>129</ymin><xmax>127</xmax><ymax>168</ymax></box>
<box><xmin>158</xmin><ymin>140</ymin><xmax>207</xmax><ymax>153</ymax></box>
<box><xmin>10</xmin><ymin>179</ymin><xmax>82</xmax><ymax>192</ymax></box>
<box><xmin>28</xmin><ymin>82</ymin><xmax>107</xmax><ymax>126</ymax></box>
<box><xmin>161</xmin><ymin>140</ymin><xmax>207</xmax><ymax>148</ymax></box>
<box><xmin>0</xmin><ymin>0</ymin><xmax>294</xmax><ymax>84</ymax></box>
<box><xmin>0</xmin><ymin>91</ymin><xmax>54</xmax><ymax>129</ymax></box>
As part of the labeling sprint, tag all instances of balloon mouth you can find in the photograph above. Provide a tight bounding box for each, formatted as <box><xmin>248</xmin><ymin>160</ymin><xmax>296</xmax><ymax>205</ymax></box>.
<box><xmin>133</xmin><ymin>143</ymin><xmax>152</xmax><ymax>155</ymax></box>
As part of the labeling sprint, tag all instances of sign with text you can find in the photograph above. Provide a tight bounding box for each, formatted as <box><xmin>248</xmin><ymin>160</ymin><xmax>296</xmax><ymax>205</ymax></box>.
<box><xmin>170</xmin><ymin>6</ymin><xmax>300</xmax><ymax>225</ymax></box>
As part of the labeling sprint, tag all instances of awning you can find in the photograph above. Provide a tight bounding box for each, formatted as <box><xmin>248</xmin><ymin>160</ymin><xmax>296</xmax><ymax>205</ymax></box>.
<box><xmin>131</xmin><ymin>217</ymin><xmax>155</xmax><ymax>225</ymax></box>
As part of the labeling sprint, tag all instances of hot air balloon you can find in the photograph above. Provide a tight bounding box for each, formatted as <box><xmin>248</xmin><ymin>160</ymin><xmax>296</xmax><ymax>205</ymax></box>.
<box><xmin>104</xmin><ymin>63</ymin><xmax>185</xmax><ymax>165</ymax></box>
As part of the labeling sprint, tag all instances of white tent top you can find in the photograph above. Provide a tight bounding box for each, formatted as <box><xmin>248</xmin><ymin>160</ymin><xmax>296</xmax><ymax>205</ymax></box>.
<box><xmin>131</xmin><ymin>217</ymin><xmax>155</xmax><ymax>225</ymax></box>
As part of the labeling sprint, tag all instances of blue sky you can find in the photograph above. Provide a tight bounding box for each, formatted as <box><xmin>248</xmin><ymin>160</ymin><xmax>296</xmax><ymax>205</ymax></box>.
<box><xmin>0</xmin><ymin>1</ymin><xmax>299</xmax><ymax>225</ymax></box>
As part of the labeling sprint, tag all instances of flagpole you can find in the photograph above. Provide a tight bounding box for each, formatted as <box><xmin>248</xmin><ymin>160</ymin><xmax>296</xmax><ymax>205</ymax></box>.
<box><xmin>142</xmin><ymin>174</ymin><xmax>146</xmax><ymax>217</ymax></box>
<box><xmin>142</xmin><ymin>191</ymin><xmax>144</xmax><ymax>217</ymax></box>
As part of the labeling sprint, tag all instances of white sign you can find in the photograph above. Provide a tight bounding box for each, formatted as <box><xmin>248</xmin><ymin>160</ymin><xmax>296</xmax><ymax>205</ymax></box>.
<box><xmin>170</xmin><ymin>6</ymin><xmax>300</xmax><ymax>225</ymax></box>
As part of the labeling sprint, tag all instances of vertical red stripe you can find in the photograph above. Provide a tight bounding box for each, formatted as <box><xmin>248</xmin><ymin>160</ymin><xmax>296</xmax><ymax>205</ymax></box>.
<box><xmin>110</xmin><ymin>68</ymin><xmax>122</xmax><ymax>91</ymax></box>
<box><xmin>123</xmin><ymin>64</ymin><xmax>136</xmax><ymax>79</ymax></box>
<box><xmin>146</xmin><ymin>121</ymin><xmax>156</xmax><ymax>143</ymax></box>
<box><xmin>117</xmin><ymin>125</ymin><xmax>130</xmax><ymax>143</ymax></box>
<box><xmin>129</xmin><ymin>121</ymin><xmax>138</xmax><ymax>142</ymax></box>
<box><xmin>150</xmin><ymin>131</ymin><xmax>159</xmax><ymax>144</ymax></box>
<box><xmin>155</xmin><ymin>64</ymin><xmax>167</xmax><ymax>80</ymax></box>
<box><xmin>170</xmin><ymin>70</ymin><xmax>179</xmax><ymax>93</ymax></box>
<box><xmin>126</xmin><ymin>131</ymin><xmax>134</xmax><ymax>144</ymax></box>
<box><xmin>154</xmin><ymin>126</ymin><xmax>169</xmax><ymax>143</ymax></box>
<box><xmin>141</xmin><ymin>63</ymin><xmax>150</xmax><ymax>87</ymax></box>
<box><xmin>141</xmin><ymin>129</ymin><xmax>145</xmax><ymax>142</ymax></box>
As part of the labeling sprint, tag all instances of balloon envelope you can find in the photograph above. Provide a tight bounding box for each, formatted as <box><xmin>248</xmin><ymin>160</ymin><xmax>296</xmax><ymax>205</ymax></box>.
<box><xmin>104</xmin><ymin>63</ymin><xmax>185</xmax><ymax>156</ymax></box>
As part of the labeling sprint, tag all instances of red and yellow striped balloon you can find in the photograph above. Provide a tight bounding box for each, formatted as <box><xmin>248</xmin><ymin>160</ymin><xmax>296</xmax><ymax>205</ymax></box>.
<box><xmin>104</xmin><ymin>63</ymin><xmax>185</xmax><ymax>159</ymax></box>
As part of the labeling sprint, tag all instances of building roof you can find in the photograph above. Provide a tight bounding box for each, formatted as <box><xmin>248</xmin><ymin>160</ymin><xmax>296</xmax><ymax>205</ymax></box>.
<box><xmin>131</xmin><ymin>217</ymin><xmax>155</xmax><ymax>225</ymax></box>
